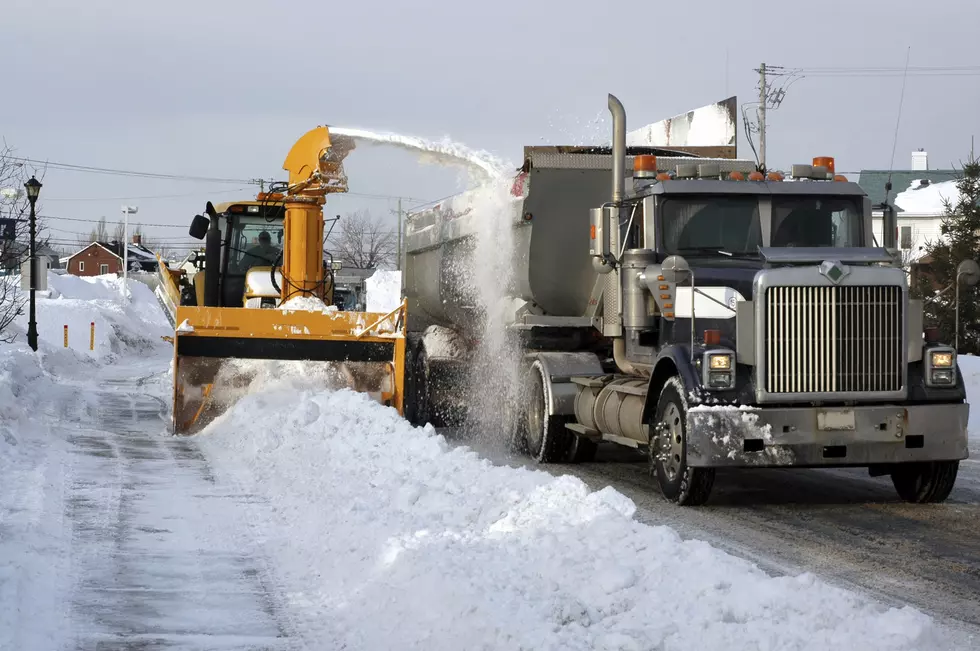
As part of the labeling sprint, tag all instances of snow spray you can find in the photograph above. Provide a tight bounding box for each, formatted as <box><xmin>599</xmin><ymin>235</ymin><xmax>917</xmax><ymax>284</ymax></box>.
<box><xmin>328</xmin><ymin>126</ymin><xmax>509</xmax><ymax>185</ymax></box>
<box><xmin>334</xmin><ymin>126</ymin><xmax>525</xmax><ymax>442</ymax></box>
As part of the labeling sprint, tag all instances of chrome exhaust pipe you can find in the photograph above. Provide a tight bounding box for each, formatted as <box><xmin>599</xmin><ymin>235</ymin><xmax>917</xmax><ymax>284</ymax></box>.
<box><xmin>608</xmin><ymin>94</ymin><xmax>626</xmax><ymax>204</ymax></box>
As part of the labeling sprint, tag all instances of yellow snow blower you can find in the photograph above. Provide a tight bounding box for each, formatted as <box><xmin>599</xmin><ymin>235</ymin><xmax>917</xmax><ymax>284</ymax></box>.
<box><xmin>156</xmin><ymin>127</ymin><xmax>406</xmax><ymax>434</ymax></box>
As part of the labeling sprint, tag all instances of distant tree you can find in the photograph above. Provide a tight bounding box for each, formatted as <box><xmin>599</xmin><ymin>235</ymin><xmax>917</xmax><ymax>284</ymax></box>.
<box><xmin>0</xmin><ymin>144</ymin><xmax>48</xmax><ymax>342</ymax></box>
<box><xmin>328</xmin><ymin>210</ymin><xmax>395</xmax><ymax>269</ymax></box>
<box><xmin>913</xmin><ymin>156</ymin><xmax>980</xmax><ymax>353</ymax></box>
<box><xmin>81</xmin><ymin>216</ymin><xmax>110</xmax><ymax>244</ymax></box>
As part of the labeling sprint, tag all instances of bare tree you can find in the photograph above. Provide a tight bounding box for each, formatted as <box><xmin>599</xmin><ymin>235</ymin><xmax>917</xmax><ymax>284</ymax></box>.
<box><xmin>327</xmin><ymin>209</ymin><xmax>396</xmax><ymax>269</ymax></box>
<box><xmin>0</xmin><ymin>144</ymin><xmax>47</xmax><ymax>342</ymax></box>
<box><xmin>80</xmin><ymin>216</ymin><xmax>110</xmax><ymax>245</ymax></box>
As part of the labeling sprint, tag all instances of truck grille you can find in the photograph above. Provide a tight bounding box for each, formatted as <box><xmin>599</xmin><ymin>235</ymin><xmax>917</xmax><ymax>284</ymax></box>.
<box><xmin>764</xmin><ymin>285</ymin><xmax>903</xmax><ymax>394</ymax></box>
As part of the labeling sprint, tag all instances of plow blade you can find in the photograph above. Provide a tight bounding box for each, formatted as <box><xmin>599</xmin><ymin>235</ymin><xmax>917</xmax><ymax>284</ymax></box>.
<box><xmin>171</xmin><ymin>302</ymin><xmax>406</xmax><ymax>434</ymax></box>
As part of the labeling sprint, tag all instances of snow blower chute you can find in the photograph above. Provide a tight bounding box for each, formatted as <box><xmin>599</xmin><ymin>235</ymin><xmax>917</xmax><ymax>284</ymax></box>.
<box><xmin>156</xmin><ymin>127</ymin><xmax>406</xmax><ymax>434</ymax></box>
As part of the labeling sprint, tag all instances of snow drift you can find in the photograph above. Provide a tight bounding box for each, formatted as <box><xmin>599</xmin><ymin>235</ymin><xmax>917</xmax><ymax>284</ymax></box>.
<box><xmin>198</xmin><ymin>380</ymin><xmax>943</xmax><ymax>650</ymax></box>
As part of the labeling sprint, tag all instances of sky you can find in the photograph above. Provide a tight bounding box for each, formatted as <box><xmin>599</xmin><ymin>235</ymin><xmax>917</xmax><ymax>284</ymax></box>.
<box><xmin>2</xmin><ymin>0</ymin><xmax>979</xmax><ymax>257</ymax></box>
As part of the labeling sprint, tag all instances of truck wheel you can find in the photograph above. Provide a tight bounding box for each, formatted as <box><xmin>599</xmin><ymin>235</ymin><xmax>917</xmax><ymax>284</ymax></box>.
<box><xmin>520</xmin><ymin>362</ymin><xmax>573</xmax><ymax>463</ymax></box>
<box><xmin>566</xmin><ymin>436</ymin><xmax>598</xmax><ymax>463</ymax></box>
<box><xmin>649</xmin><ymin>377</ymin><xmax>715</xmax><ymax>506</ymax></box>
<box><xmin>890</xmin><ymin>461</ymin><xmax>959</xmax><ymax>503</ymax></box>
<box><xmin>408</xmin><ymin>345</ymin><xmax>433</xmax><ymax>427</ymax></box>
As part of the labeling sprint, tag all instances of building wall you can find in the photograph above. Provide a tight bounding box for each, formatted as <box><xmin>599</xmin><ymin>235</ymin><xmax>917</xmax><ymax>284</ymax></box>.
<box><xmin>871</xmin><ymin>213</ymin><xmax>943</xmax><ymax>263</ymax></box>
<box><xmin>68</xmin><ymin>245</ymin><xmax>122</xmax><ymax>277</ymax></box>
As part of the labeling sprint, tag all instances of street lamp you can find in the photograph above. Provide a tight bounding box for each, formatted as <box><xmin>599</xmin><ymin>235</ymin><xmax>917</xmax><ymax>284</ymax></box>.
<box><xmin>121</xmin><ymin>205</ymin><xmax>138</xmax><ymax>290</ymax></box>
<box><xmin>24</xmin><ymin>176</ymin><xmax>42</xmax><ymax>352</ymax></box>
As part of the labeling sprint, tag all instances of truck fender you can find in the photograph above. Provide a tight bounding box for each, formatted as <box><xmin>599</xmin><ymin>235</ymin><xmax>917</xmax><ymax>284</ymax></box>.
<box><xmin>641</xmin><ymin>346</ymin><xmax>700</xmax><ymax>426</ymax></box>
<box><xmin>525</xmin><ymin>351</ymin><xmax>604</xmax><ymax>417</ymax></box>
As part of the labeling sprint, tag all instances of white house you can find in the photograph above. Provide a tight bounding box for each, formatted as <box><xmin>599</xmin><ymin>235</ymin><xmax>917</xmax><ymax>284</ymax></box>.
<box><xmin>861</xmin><ymin>150</ymin><xmax>962</xmax><ymax>264</ymax></box>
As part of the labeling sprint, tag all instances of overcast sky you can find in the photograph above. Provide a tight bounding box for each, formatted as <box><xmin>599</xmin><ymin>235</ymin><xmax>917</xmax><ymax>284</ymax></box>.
<box><xmin>3</xmin><ymin>0</ymin><xmax>979</xmax><ymax>254</ymax></box>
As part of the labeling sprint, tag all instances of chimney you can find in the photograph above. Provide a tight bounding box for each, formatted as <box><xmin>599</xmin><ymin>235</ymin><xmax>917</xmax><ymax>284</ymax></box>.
<box><xmin>911</xmin><ymin>149</ymin><xmax>928</xmax><ymax>171</ymax></box>
<box><xmin>132</xmin><ymin>234</ymin><xmax>142</xmax><ymax>245</ymax></box>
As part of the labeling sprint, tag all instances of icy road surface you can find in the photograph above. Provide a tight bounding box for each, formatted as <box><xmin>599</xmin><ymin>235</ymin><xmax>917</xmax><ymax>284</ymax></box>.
<box><xmin>42</xmin><ymin>364</ymin><xmax>298</xmax><ymax>650</ymax></box>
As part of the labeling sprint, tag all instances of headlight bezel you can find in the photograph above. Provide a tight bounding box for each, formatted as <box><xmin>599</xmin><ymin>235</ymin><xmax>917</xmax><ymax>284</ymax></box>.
<box><xmin>924</xmin><ymin>345</ymin><xmax>957</xmax><ymax>387</ymax></box>
<box><xmin>702</xmin><ymin>349</ymin><xmax>735</xmax><ymax>390</ymax></box>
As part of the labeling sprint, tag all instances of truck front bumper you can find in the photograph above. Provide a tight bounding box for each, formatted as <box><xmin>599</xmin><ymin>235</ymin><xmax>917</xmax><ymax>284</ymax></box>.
<box><xmin>686</xmin><ymin>402</ymin><xmax>969</xmax><ymax>468</ymax></box>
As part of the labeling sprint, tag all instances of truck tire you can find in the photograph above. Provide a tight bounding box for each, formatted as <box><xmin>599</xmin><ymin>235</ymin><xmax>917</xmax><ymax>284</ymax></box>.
<box><xmin>649</xmin><ymin>377</ymin><xmax>715</xmax><ymax>506</ymax></box>
<box><xmin>566</xmin><ymin>436</ymin><xmax>598</xmax><ymax>463</ymax></box>
<box><xmin>519</xmin><ymin>362</ymin><xmax>573</xmax><ymax>463</ymax></box>
<box><xmin>890</xmin><ymin>461</ymin><xmax>959</xmax><ymax>503</ymax></box>
<box><xmin>407</xmin><ymin>345</ymin><xmax>434</xmax><ymax>427</ymax></box>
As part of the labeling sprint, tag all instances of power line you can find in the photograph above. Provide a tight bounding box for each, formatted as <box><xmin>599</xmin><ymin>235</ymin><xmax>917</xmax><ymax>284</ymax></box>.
<box><xmin>9</xmin><ymin>156</ymin><xmax>254</xmax><ymax>184</ymax></box>
<box><xmin>42</xmin><ymin>187</ymin><xmax>250</xmax><ymax>202</ymax></box>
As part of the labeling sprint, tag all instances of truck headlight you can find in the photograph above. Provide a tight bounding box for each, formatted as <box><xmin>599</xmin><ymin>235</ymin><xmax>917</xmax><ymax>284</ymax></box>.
<box><xmin>709</xmin><ymin>354</ymin><xmax>732</xmax><ymax>370</ymax></box>
<box><xmin>703</xmin><ymin>350</ymin><xmax>735</xmax><ymax>390</ymax></box>
<box><xmin>925</xmin><ymin>346</ymin><xmax>956</xmax><ymax>387</ymax></box>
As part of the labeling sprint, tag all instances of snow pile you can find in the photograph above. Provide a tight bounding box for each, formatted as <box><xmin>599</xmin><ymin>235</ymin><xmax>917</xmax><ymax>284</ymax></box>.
<box><xmin>895</xmin><ymin>179</ymin><xmax>963</xmax><ymax>215</ymax></box>
<box><xmin>280</xmin><ymin>295</ymin><xmax>339</xmax><ymax>314</ymax></box>
<box><xmin>959</xmin><ymin>354</ymin><xmax>980</xmax><ymax>448</ymax></box>
<box><xmin>198</xmin><ymin>384</ymin><xmax>941</xmax><ymax>650</ymax></box>
<box><xmin>365</xmin><ymin>269</ymin><xmax>401</xmax><ymax>313</ymax></box>
<box><xmin>9</xmin><ymin>272</ymin><xmax>171</xmax><ymax>360</ymax></box>
<box><xmin>0</xmin><ymin>340</ymin><xmax>94</xmax><ymax>651</ymax></box>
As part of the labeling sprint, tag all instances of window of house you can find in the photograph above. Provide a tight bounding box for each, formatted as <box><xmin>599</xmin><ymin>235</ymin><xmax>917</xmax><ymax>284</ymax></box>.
<box><xmin>79</xmin><ymin>261</ymin><xmax>85</xmax><ymax>272</ymax></box>
<box><xmin>900</xmin><ymin>226</ymin><xmax>912</xmax><ymax>250</ymax></box>
<box><xmin>100</xmin><ymin>263</ymin><xmax>109</xmax><ymax>274</ymax></box>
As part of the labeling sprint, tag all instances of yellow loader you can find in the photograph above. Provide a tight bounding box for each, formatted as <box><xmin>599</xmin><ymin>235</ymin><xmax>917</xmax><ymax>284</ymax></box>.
<box><xmin>156</xmin><ymin>127</ymin><xmax>407</xmax><ymax>434</ymax></box>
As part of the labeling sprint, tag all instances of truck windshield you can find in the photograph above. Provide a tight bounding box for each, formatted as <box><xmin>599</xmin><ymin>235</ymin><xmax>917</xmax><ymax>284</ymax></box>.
<box><xmin>230</xmin><ymin>215</ymin><xmax>285</xmax><ymax>272</ymax></box>
<box><xmin>661</xmin><ymin>196</ymin><xmax>762</xmax><ymax>255</ymax></box>
<box><xmin>771</xmin><ymin>196</ymin><xmax>863</xmax><ymax>248</ymax></box>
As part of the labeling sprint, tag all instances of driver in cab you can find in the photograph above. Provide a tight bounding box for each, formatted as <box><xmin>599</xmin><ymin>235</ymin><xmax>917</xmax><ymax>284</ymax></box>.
<box><xmin>242</xmin><ymin>231</ymin><xmax>280</xmax><ymax>270</ymax></box>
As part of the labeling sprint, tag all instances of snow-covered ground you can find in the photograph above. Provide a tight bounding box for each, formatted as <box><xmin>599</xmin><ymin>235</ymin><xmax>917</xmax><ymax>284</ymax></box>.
<box><xmin>0</xmin><ymin>272</ymin><xmax>975</xmax><ymax>649</ymax></box>
<box><xmin>959</xmin><ymin>354</ymin><xmax>980</xmax><ymax>451</ymax></box>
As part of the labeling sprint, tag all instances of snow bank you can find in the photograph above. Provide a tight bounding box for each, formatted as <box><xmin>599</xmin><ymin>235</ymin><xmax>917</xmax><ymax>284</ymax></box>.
<box><xmin>0</xmin><ymin>339</ymin><xmax>90</xmax><ymax>651</ymax></box>
<box><xmin>198</xmin><ymin>384</ymin><xmax>940</xmax><ymax>650</ymax></box>
<box><xmin>365</xmin><ymin>269</ymin><xmax>402</xmax><ymax>313</ymax></box>
<box><xmin>959</xmin><ymin>354</ymin><xmax>980</xmax><ymax>448</ymax></box>
<box><xmin>9</xmin><ymin>272</ymin><xmax>170</xmax><ymax>361</ymax></box>
<box><xmin>895</xmin><ymin>179</ymin><xmax>962</xmax><ymax>216</ymax></box>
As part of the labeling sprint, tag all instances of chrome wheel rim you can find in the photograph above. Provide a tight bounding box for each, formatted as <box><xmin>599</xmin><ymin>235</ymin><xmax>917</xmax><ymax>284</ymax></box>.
<box><xmin>658</xmin><ymin>403</ymin><xmax>684</xmax><ymax>481</ymax></box>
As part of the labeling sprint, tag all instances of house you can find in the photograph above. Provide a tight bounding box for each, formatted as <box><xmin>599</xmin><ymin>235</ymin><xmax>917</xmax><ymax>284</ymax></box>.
<box><xmin>858</xmin><ymin>150</ymin><xmax>961</xmax><ymax>265</ymax></box>
<box><xmin>1</xmin><ymin>242</ymin><xmax>62</xmax><ymax>275</ymax></box>
<box><xmin>63</xmin><ymin>235</ymin><xmax>161</xmax><ymax>277</ymax></box>
<box><xmin>64</xmin><ymin>242</ymin><xmax>123</xmax><ymax>276</ymax></box>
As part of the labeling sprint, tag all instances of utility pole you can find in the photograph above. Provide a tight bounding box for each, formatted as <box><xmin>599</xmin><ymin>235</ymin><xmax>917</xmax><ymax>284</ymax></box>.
<box><xmin>758</xmin><ymin>62</ymin><xmax>767</xmax><ymax>171</ymax></box>
<box><xmin>397</xmin><ymin>197</ymin><xmax>403</xmax><ymax>271</ymax></box>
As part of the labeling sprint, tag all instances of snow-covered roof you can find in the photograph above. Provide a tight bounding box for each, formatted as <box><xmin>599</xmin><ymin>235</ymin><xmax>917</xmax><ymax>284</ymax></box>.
<box><xmin>894</xmin><ymin>179</ymin><xmax>963</xmax><ymax>216</ymax></box>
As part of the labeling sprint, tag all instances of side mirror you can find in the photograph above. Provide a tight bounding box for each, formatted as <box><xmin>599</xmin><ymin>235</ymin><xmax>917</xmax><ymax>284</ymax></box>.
<box><xmin>661</xmin><ymin>255</ymin><xmax>692</xmax><ymax>285</ymax></box>
<box><xmin>331</xmin><ymin>261</ymin><xmax>343</xmax><ymax>271</ymax></box>
<box><xmin>957</xmin><ymin>259</ymin><xmax>980</xmax><ymax>287</ymax></box>
<box><xmin>189</xmin><ymin>214</ymin><xmax>209</xmax><ymax>240</ymax></box>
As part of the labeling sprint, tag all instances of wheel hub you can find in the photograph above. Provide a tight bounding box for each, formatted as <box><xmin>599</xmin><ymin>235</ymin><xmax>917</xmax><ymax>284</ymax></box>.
<box><xmin>655</xmin><ymin>403</ymin><xmax>684</xmax><ymax>481</ymax></box>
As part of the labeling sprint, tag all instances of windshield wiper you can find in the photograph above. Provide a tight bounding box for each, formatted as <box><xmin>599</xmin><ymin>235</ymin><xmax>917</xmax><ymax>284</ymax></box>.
<box><xmin>675</xmin><ymin>246</ymin><xmax>758</xmax><ymax>258</ymax></box>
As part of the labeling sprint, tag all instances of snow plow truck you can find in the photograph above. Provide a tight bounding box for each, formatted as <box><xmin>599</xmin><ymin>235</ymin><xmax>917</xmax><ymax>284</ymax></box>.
<box><xmin>400</xmin><ymin>93</ymin><xmax>971</xmax><ymax>505</ymax></box>
<box><xmin>156</xmin><ymin>127</ymin><xmax>406</xmax><ymax>433</ymax></box>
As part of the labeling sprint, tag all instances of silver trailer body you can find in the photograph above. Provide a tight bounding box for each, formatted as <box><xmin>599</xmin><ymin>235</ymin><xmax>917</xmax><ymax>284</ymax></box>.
<box><xmin>403</xmin><ymin>147</ymin><xmax>745</xmax><ymax>334</ymax></box>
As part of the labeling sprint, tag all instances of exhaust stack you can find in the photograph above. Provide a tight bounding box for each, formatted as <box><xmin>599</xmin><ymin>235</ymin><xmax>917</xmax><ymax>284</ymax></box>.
<box><xmin>609</xmin><ymin>94</ymin><xmax>626</xmax><ymax>204</ymax></box>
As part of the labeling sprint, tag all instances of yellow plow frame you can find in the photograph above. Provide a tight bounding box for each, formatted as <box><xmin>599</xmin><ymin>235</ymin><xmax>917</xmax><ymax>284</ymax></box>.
<box><xmin>169</xmin><ymin>299</ymin><xmax>407</xmax><ymax>434</ymax></box>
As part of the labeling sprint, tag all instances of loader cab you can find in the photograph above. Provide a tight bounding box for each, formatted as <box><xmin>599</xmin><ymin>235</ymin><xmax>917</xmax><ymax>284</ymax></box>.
<box><xmin>187</xmin><ymin>199</ymin><xmax>286</xmax><ymax>308</ymax></box>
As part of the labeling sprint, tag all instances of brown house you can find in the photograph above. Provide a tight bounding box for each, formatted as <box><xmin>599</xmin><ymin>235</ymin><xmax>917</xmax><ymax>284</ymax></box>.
<box><xmin>65</xmin><ymin>242</ymin><xmax>123</xmax><ymax>277</ymax></box>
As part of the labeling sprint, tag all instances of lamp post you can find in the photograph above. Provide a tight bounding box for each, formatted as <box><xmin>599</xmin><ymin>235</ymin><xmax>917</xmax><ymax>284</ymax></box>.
<box><xmin>121</xmin><ymin>205</ymin><xmax>138</xmax><ymax>291</ymax></box>
<box><xmin>24</xmin><ymin>176</ymin><xmax>42</xmax><ymax>352</ymax></box>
